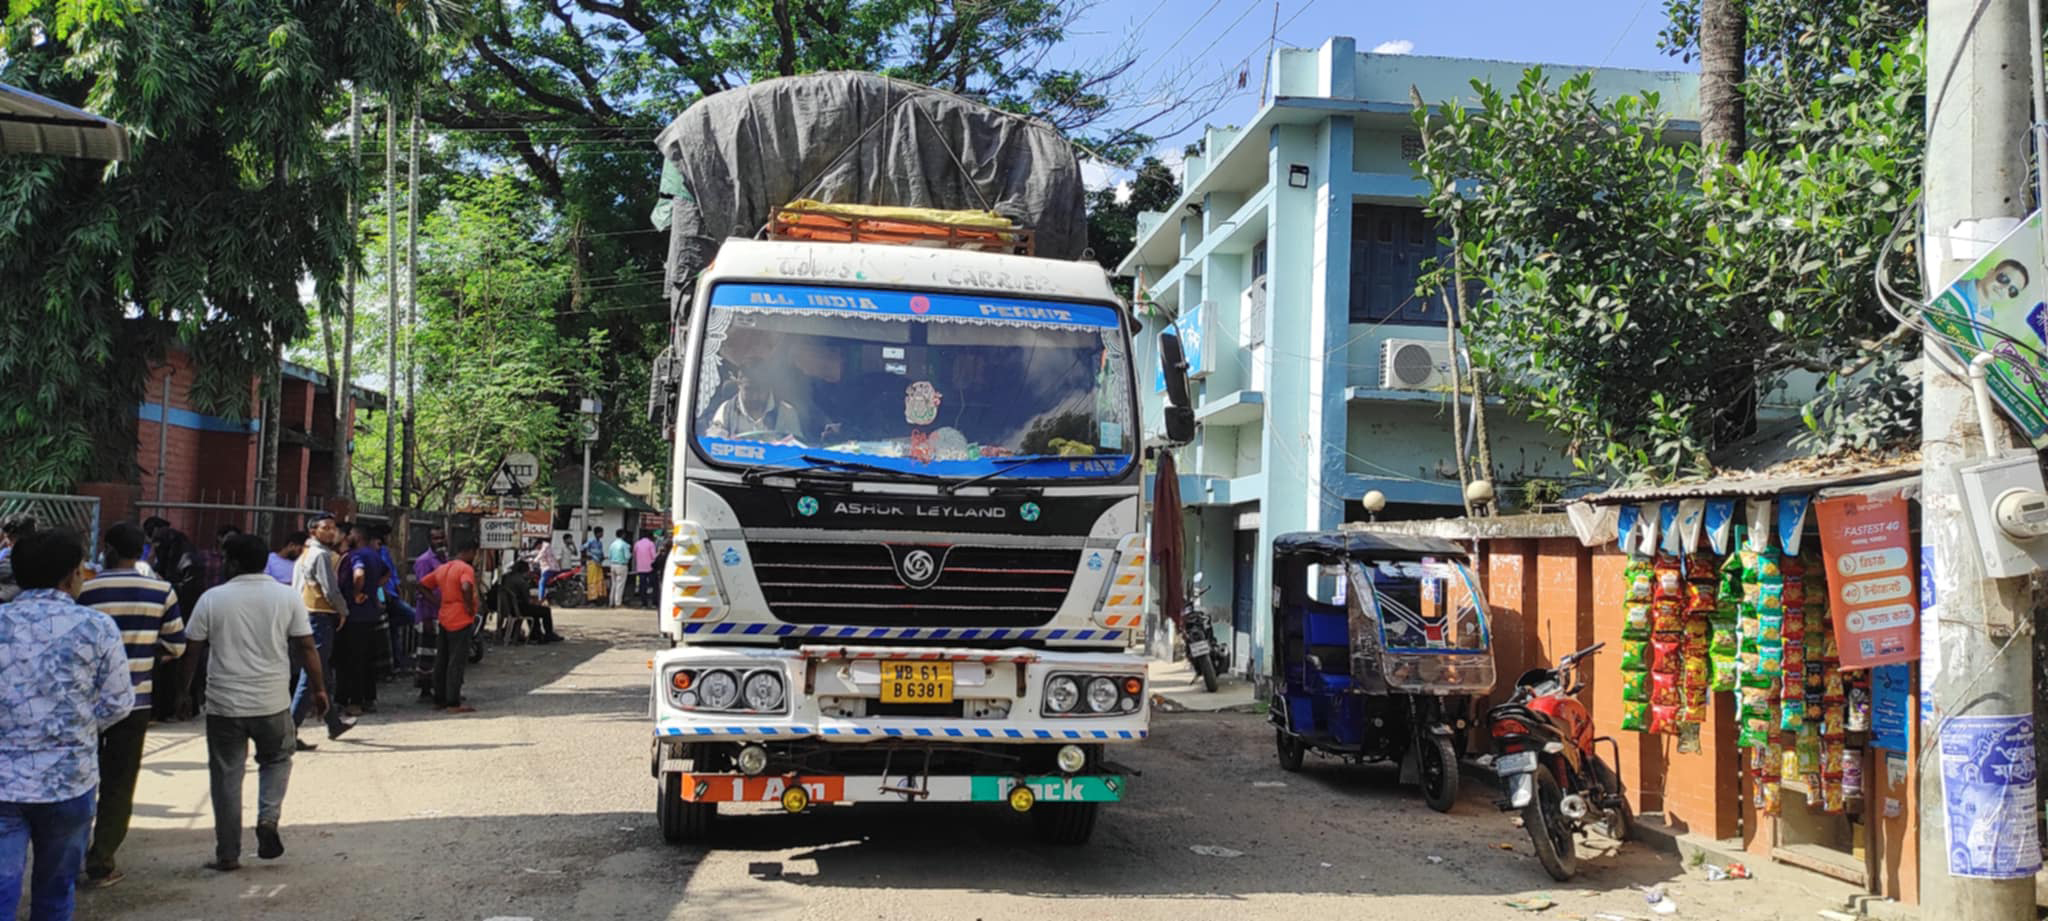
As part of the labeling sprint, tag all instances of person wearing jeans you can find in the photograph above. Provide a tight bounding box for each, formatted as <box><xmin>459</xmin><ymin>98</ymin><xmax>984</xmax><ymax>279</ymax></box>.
<box><xmin>289</xmin><ymin>515</ymin><xmax>354</xmax><ymax>747</ymax></box>
<box><xmin>0</xmin><ymin>530</ymin><xmax>134</xmax><ymax>921</ymax></box>
<box><xmin>182</xmin><ymin>534</ymin><xmax>328</xmax><ymax>871</ymax></box>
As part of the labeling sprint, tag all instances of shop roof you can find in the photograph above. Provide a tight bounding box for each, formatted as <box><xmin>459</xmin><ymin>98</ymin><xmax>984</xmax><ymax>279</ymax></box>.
<box><xmin>551</xmin><ymin>467</ymin><xmax>658</xmax><ymax>513</ymax></box>
<box><xmin>1575</xmin><ymin>461</ymin><xmax>1920</xmax><ymax>506</ymax></box>
<box><xmin>1</xmin><ymin>81</ymin><xmax>129</xmax><ymax>160</ymax></box>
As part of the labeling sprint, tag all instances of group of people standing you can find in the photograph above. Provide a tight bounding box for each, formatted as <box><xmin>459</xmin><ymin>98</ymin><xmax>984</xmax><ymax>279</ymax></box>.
<box><xmin>0</xmin><ymin>512</ymin><xmax>514</xmax><ymax>920</ymax></box>
<box><xmin>567</xmin><ymin>525</ymin><xmax>663</xmax><ymax>608</ymax></box>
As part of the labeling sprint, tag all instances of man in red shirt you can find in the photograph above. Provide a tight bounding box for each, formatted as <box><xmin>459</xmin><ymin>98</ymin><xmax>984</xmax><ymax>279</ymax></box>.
<box><xmin>420</xmin><ymin>541</ymin><xmax>480</xmax><ymax>714</ymax></box>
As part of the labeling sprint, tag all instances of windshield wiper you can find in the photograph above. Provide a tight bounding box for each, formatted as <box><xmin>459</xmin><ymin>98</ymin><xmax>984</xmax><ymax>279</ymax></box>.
<box><xmin>741</xmin><ymin>455</ymin><xmax>949</xmax><ymax>485</ymax></box>
<box><xmin>938</xmin><ymin>456</ymin><xmax>1053</xmax><ymax>495</ymax></box>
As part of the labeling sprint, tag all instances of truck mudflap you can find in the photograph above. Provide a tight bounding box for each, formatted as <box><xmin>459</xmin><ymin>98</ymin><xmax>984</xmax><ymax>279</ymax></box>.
<box><xmin>673</xmin><ymin>772</ymin><xmax>1126</xmax><ymax>808</ymax></box>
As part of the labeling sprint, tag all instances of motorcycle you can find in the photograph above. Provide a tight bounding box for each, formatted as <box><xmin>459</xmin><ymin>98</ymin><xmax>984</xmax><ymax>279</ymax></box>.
<box><xmin>1181</xmin><ymin>573</ymin><xmax>1226</xmax><ymax>692</ymax></box>
<box><xmin>541</xmin><ymin>568</ymin><xmax>585</xmax><ymax>609</ymax></box>
<box><xmin>1486</xmin><ymin>641</ymin><xmax>1631</xmax><ymax>881</ymax></box>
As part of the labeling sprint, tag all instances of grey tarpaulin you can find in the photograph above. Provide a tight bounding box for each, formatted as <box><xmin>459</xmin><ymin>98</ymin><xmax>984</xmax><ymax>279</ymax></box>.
<box><xmin>654</xmin><ymin>72</ymin><xmax>1089</xmax><ymax>305</ymax></box>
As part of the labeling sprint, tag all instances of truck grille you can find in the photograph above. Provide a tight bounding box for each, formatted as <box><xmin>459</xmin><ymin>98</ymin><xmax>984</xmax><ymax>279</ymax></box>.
<box><xmin>748</xmin><ymin>540</ymin><xmax>1079</xmax><ymax>626</ymax></box>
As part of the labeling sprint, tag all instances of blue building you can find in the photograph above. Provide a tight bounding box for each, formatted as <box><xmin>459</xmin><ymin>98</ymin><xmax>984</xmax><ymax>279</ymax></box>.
<box><xmin>1120</xmin><ymin>38</ymin><xmax>1700</xmax><ymax>673</ymax></box>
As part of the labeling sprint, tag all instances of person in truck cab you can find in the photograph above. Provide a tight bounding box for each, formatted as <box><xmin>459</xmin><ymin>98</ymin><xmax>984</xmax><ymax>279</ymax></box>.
<box><xmin>707</xmin><ymin>361</ymin><xmax>801</xmax><ymax>442</ymax></box>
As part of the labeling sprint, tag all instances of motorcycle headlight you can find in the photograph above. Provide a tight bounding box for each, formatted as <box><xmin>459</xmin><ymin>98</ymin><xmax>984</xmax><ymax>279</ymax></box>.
<box><xmin>742</xmin><ymin>670</ymin><xmax>786</xmax><ymax>712</ymax></box>
<box><xmin>698</xmin><ymin>669</ymin><xmax>739</xmax><ymax>710</ymax></box>
<box><xmin>1045</xmin><ymin>676</ymin><xmax>1080</xmax><ymax>714</ymax></box>
<box><xmin>1085</xmin><ymin>677</ymin><xmax>1119</xmax><ymax>713</ymax></box>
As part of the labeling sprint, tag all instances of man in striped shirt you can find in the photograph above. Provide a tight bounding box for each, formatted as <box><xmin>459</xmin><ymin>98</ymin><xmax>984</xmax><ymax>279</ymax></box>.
<box><xmin>75</xmin><ymin>522</ymin><xmax>185</xmax><ymax>887</ymax></box>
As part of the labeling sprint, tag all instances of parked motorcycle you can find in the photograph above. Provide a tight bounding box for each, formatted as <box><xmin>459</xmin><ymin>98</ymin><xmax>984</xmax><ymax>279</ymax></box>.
<box><xmin>1486</xmin><ymin>642</ymin><xmax>1630</xmax><ymax>881</ymax></box>
<box><xmin>542</xmin><ymin>568</ymin><xmax>586</xmax><ymax>609</ymax></box>
<box><xmin>1181</xmin><ymin>573</ymin><xmax>1226</xmax><ymax>692</ymax></box>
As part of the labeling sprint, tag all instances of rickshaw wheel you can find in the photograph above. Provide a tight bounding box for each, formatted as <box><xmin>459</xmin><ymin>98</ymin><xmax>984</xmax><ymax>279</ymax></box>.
<box><xmin>1419</xmin><ymin>736</ymin><xmax>1459</xmax><ymax>813</ymax></box>
<box><xmin>1274</xmin><ymin>729</ymin><xmax>1305</xmax><ymax>772</ymax></box>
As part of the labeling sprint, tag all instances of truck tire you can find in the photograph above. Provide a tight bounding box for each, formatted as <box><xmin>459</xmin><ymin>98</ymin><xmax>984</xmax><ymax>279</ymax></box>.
<box><xmin>1032</xmin><ymin>802</ymin><xmax>1098</xmax><ymax>845</ymax></box>
<box><xmin>658</xmin><ymin>771</ymin><xmax>714</xmax><ymax>844</ymax></box>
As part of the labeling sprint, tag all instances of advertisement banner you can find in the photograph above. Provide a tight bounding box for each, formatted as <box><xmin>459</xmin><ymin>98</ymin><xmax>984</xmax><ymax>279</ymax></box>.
<box><xmin>1814</xmin><ymin>494</ymin><xmax>1919</xmax><ymax>668</ymax></box>
<box><xmin>1153</xmin><ymin>303</ymin><xmax>1205</xmax><ymax>393</ymax></box>
<box><xmin>1871</xmin><ymin>663</ymin><xmax>1912</xmax><ymax>752</ymax></box>
<box><xmin>520</xmin><ymin>510</ymin><xmax>553</xmax><ymax>540</ymax></box>
<box><xmin>1922</xmin><ymin>209</ymin><xmax>2048</xmax><ymax>446</ymax></box>
<box><xmin>1940</xmin><ymin>714</ymin><xmax>2041</xmax><ymax>879</ymax></box>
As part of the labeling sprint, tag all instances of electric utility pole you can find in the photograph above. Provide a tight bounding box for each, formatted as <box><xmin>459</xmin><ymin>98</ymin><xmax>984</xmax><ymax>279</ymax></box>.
<box><xmin>1919</xmin><ymin>0</ymin><xmax>2036</xmax><ymax>917</ymax></box>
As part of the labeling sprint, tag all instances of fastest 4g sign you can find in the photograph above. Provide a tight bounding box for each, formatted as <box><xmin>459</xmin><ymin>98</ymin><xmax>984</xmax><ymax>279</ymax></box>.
<box><xmin>1814</xmin><ymin>494</ymin><xmax>1919</xmax><ymax>669</ymax></box>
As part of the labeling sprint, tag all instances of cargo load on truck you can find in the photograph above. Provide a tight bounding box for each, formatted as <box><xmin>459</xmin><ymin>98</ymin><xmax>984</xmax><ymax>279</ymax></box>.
<box><xmin>652</xmin><ymin>71</ymin><xmax>1089</xmax><ymax>304</ymax></box>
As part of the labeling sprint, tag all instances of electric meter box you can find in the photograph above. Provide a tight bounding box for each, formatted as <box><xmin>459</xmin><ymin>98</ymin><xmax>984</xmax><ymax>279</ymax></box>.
<box><xmin>1957</xmin><ymin>451</ymin><xmax>2048</xmax><ymax>578</ymax></box>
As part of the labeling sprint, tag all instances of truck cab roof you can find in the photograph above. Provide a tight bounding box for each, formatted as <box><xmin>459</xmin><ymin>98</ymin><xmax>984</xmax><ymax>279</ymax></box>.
<box><xmin>702</xmin><ymin>238</ymin><xmax>1126</xmax><ymax>310</ymax></box>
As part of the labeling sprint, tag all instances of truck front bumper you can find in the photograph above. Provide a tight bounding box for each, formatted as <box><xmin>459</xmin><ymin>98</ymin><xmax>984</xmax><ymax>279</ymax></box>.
<box><xmin>671</xmin><ymin>772</ymin><xmax>1126</xmax><ymax>807</ymax></box>
<box><xmin>651</xmin><ymin>644</ymin><xmax>1151</xmax><ymax>742</ymax></box>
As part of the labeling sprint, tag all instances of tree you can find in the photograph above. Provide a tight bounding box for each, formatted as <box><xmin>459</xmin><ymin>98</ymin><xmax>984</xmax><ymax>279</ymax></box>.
<box><xmin>1697</xmin><ymin>0</ymin><xmax>1747</xmax><ymax>160</ymax></box>
<box><xmin>1085</xmin><ymin>155</ymin><xmax>1180</xmax><ymax>294</ymax></box>
<box><xmin>0</xmin><ymin>0</ymin><xmax>432</xmax><ymax>491</ymax></box>
<box><xmin>1413</xmin><ymin>11</ymin><xmax>1924</xmax><ymax>482</ymax></box>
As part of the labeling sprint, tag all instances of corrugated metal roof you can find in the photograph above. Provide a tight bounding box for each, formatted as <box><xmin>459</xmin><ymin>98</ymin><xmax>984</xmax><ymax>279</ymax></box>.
<box><xmin>1577</xmin><ymin>463</ymin><xmax>1920</xmax><ymax>506</ymax></box>
<box><xmin>1</xmin><ymin>81</ymin><xmax>129</xmax><ymax>160</ymax></box>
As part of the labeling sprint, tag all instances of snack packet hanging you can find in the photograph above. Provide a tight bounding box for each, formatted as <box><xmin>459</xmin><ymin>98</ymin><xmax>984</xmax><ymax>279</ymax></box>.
<box><xmin>1623</xmin><ymin>604</ymin><xmax>1652</xmax><ymax>640</ymax></box>
<box><xmin>1759</xmin><ymin>609</ymin><xmax>1785</xmax><ymax>644</ymax></box>
<box><xmin>1622</xmin><ymin>701</ymin><xmax>1649</xmax><ymax>732</ymax></box>
<box><xmin>1687</xmin><ymin>581</ymin><xmax>1717</xmax><ymax>612</ymax></box>
<box><xmin>1651</xmin><ymin>672</ymin><xmax>1682</xmax><ymax>707</ymax></box>
<box><xmin>1622</xmin><ymin>671</ymin><xmax>1650</xmax><ymax>702</ymax></box>
<box><xmin>1758</xmin><ymin>583</ymin><xmax>1785</xmax><ymax>616</ymax></box>
<box><xmin>1821</xmin><ymin>782</ymin><xmax>1846</xmax><ymax>814</ymax></box>
<box><xmin>1624</xmin><ymin>559</ymin><xmax>1654</xmax><ymax>603</ymax></box>
<box><xmin>1651</xmin><ymin>637</ymin><xmax>1683</xmax><ymax>673</ymax></box>
<box><xmin>1760</xmin><ymin>782</ymin><xmax>1782</xmax><ymax>816</ymax></box>
<box><xmin>1758</xmin><ymin>643</ymin><xmax>1785</xmax><ymax>677</ymax></box>
<box><xmin>1822</xmin><ymin>704</ymin><xmax>1846</xmax><ymax>738</ymax></box>
<box><xmin>1652</xmin><ymin>600</ymin><xmax>1687</xmax><ymax>635</ymax></box>
<box><xmin>1650</xmin><ymin>703</ymin><xmax>1681</xmax><ymax>735</ymax></box>
<box><xmin>1683</xmin><ymin>656</ymin><xmax>1710</xmax><ymax>690</ymax></box>
<box><xmin>1620</xmin><ymin>639</ymin><xmax>1649</xmax><ymax>671</ymax></box>
<box><xmin>1823</xmin><ymin>739</ymin><xmax>1846</xmax><ymax>776</ymax></box>
<box><xmin>1710</xmin><ymin>651</ymin><xmax>1740</xmax><ymax>692</ymax></box>
<box><xmin>1848</xmin><ymin>685</ymin><xmax>1871</xmax><ymax>732</ymax></box>
<box><xmin>1797</xmin><ymin>728</ymin><xmax>1821</xmax><ymax>775</ymax></box>
<box><xmin>1740</xmin><ymin>685</ymin><xmax>1773</xmax><ymax>720</ymax></box>
<box><xmin>1779</xmin><ymin>697</ymin><xmax>1806</xmax><ymax>730</ymax></box>
<box><xmin>1756</xmin><ymin>549</ymin><xmax>1782</xmax><ymax>583</ymax></box>
<box><xmin>1824</xmin><ymin>670</ymin><xmax>1845</xmax><ymax>702</ymax></box>
<box><xmin>1654</xmin><ymin>557</ymin><xmax>1684</xmax><ymax>600</ymax></box>
<box><xmin>1684</xmin><ymin>696</ymin><xmax>1709</xmax><ymax>723</ymax></box>
<box><xmin>1711</xmin><ymin>625</ymin><xmax>1739</xmax><ymax>654</ymax></box>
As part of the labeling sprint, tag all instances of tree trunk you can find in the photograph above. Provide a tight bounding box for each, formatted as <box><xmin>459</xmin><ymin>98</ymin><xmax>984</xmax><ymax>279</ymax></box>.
<box><xmin>384</xmin><ymin>94</ymin><xmax>399</xmax><ymax>511</ymax></box>
<box><xmin>1699</xmin><ymin>0</ymin><xmax>1747</xmax><ymax>162</ymax></box>
<box><xmin>337</xmin><ymin>87</ymin><xmax>361</xmax><ymax>500</ymax></box>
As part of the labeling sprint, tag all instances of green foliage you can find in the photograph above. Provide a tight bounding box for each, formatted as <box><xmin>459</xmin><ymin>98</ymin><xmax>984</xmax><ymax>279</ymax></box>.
<box><xmin>0</xmin><ymin>0</ymin><xmax>429</xmax><ymax>491</ymax></box>
<box><xmin>1085</xmin><ymin>155</ymin><xmax>1179</xmax><ymax>292</ymax></box>
<box><xmin>348</xmin><ymin>172</ymin><xmax>594</xmax><ymax>511</ymax></box>
<box><xmin>1414</xmin><ymin>6</ymin><xmax>1925</xmax><ymax>484</ymax></box>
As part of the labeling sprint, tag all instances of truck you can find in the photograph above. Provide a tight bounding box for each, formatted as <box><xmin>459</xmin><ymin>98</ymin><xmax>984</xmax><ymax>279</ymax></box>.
<box><xmin>642</xmin><ymin>74</ymin><xmax>1195</xmax><ymax>845</ymax></box>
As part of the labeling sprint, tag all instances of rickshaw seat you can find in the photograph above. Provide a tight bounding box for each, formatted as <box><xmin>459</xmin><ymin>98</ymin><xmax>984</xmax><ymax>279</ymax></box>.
<box><xmin>1301</xmin><ymin>602</ymin><xmax>1349</xmax><ymax>647</ymax></box>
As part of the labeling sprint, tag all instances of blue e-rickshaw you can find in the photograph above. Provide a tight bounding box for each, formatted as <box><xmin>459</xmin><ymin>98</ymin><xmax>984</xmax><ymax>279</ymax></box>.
<box><xmin>1269</xmin><ymin>531</ymin><xmax>1497</xmax><ymax>812</ymax></box>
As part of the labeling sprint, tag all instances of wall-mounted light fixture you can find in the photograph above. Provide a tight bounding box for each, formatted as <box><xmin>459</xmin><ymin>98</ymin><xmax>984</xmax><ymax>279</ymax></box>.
<box><xmin>1287</xmin><ymin>164</ymin><xmax>1310</xmax><ymax>189</ymax></box>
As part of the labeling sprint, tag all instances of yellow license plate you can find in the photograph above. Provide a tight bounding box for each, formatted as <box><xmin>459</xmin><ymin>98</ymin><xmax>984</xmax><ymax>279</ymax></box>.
<box><xmin>881</xmin><ymin>661</ymin><xmax>954</xmax><ymax>703</ymax></box>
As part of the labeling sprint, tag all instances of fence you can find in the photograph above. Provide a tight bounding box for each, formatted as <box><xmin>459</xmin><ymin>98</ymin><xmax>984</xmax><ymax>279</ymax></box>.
<box><xmin>0</xmin><ymin>491</ymin><xmax>102</xmax><ymax>554</ymax></box>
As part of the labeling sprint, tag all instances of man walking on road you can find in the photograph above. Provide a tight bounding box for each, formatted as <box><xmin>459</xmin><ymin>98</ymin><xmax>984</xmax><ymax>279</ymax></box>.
<box><xmin>180</xmin><ymin>534</ymin><xmax>328</xmax><ymax>872</ymax></box>
<box><xmin>631</xmin><ymin>530</ymin><xmax>657</xmax><ymax>606</ymax></box>
<box><xmin>76</xmin><ymin>523</ymin><xmax>186</xmax><ymax>888</ymax></box>
<box><xmin>0</xmin><ymin>529</ymin><xmax>133</xmax><ymax>920</ymax></box>
<box><xmin>605</xmin><ymin>528</ymin><xmax>631</xmax><ymax>607</ymax></box>
<box><xmin>422</xmin><ymin>541</ymin><xmax>481</xmax><ymax>713</ymax></box>
<box><xmin>289</xmin><ymin>515</ymin><xmax>354</xmax><ymax>747</ymax></box>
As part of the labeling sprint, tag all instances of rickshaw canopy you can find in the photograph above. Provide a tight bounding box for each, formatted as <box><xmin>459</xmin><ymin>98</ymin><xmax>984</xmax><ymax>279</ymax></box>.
<box><xmin>1272</xmin><ymin>531</ymin><xmax>1469</xmax><ymax>563</ymax></box>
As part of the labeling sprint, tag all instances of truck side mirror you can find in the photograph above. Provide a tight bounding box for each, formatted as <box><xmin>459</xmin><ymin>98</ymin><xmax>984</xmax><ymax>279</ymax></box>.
<box><xmin>1159</xmin><ymin>332</ymin><xmax>1195</xmax><ymax>445</ymax></box>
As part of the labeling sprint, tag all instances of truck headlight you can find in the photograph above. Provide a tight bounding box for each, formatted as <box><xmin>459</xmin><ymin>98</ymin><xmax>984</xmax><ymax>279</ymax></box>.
<box><xmin>1085</xmin><ymin>677</ymin><xmax>1119</xmax><ymax>713</ymax></box>
<box><xmin>742</xmin><ymin>670</ymin><xmax>786</xmax><ymax>712</ymax></box>
<box><xmin>1045</xmin><ymin>676</ymin><xmax>1080</xmax><ymax>713</ymax></box>
<box><xmin>698</xmin><ymin>669</ymin><xmax>739</xmax><ymax>709</ymax></box>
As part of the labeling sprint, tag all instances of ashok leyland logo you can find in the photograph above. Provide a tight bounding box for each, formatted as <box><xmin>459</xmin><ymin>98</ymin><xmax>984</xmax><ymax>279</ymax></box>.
<box><xmin>1020</xmin><ymin>502</ymin><xmax>1041</xmax><ymax>522</ymax></box>
<box><xmin>796</xmin><ymin>496</ymin><xmax>819</xmax><ymax>517</ymax></box>
<box><xmin>886</xmin><ymin>545</ymin><xmax>950</xmax><ymax>589</ymax></box>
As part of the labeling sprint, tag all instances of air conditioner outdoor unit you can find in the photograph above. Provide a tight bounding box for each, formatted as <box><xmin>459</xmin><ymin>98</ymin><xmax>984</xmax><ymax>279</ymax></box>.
<box><xmin>1379</xmin><ymin>338</ymin><xmax>1454</xmax><ymax>391</ymax></box>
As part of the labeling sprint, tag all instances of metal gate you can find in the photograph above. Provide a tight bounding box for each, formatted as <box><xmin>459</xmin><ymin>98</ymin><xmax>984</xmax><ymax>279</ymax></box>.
<box><xmin>0</xmin><ymin>491</ymin><xmax>101</xmax><ymax>553</ymax></box>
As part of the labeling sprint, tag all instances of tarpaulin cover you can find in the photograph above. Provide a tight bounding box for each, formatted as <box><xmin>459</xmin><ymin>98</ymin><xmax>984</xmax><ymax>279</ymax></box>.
<box><xmin>654</xmin><ymin>72</ymin><xmax>1089</xmax><ymax>297</ymax></box>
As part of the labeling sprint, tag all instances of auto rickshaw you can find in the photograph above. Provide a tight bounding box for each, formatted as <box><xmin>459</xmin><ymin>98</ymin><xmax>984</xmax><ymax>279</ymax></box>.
<box><xmin>1268</xmin><ymin>531</ymin><xmax>1497</xmax><ymax>812</ymax></box>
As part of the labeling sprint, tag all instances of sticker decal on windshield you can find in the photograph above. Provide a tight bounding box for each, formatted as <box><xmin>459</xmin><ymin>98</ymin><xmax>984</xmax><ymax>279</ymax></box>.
<box><xmin>904</xmin><ymin>381</ymin><xmax>941</xmax><ymax>425</ymax></box>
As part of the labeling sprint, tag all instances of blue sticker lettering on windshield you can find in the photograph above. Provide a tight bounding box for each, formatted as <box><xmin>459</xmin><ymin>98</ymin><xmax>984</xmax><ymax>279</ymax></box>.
<box><xmin>709</xmin><ymin>283</ymin><xmax>1121</xmax><ymax>329</ymax></box>
<box><xmin>721</xmin><ymin>547</ymin><xmax>741</xmax><ymax>566</ymax></box>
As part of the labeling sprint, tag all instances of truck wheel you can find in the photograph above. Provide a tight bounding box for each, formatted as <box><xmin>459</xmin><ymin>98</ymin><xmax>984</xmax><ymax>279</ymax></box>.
<box><xmin>1031</xmin><ymin>802</ymin><xmax>1098</xmax><ymax>845</ymax></box>
<box><xmin>658</xmin><ymin>771</ymin><xmax>714</xmax><ymax>844</ymax></box>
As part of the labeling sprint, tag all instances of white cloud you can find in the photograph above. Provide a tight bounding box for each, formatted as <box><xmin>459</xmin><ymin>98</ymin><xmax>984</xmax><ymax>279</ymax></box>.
<box><xmin>1372</xmin><ymin>39</ymin><xmax>1415</xmax><ymax>55</ymax></box>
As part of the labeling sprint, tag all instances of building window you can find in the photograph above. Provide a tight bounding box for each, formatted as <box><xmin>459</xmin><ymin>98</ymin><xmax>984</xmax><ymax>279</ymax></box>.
<box><xmin>1400</xmin><ymin>134</ymin><xmax>1424</xmax><ymax>161</ymax></box>
<box><xmin>1251</xmin><ymin>240</ymin><xmax>1268</xmax><ymax>281</ymax></box>
<box><xmin>1350</xmin><ymin>204</ymin><xmax>1447</xmax><ymax>324</ymax></box>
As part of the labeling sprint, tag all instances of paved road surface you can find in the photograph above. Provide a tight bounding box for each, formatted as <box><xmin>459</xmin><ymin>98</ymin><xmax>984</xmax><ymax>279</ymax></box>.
<box><xmin>75</xmin><ymin>609</ymin><xmax>1858</xmax><ymax>921</ymax></box>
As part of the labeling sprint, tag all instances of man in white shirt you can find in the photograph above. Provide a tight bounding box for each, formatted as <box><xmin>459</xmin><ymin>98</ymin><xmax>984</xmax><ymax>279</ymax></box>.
<box><xmin>180</xmin><ymin>533</ymin><xmax>329</xmax><ymax>872</ymax></box>
<box><xmin>706</xmin><ymin>364</ymin><xmax>800</xmax><ymax>441</ymax></box>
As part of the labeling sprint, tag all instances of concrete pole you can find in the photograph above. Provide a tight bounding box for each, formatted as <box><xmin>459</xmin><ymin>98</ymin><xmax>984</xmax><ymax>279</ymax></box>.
<box><xmin>402</xmin><ymin>106</ymin><xmax>419</xmax><ymax>511</ymax></box>
<box><xmin>337</xmin><ymin>88</ymin><xmax>359</xmax><ymax>501</ymax></box>
<box><xmin>1919</xmin><ymin>0</ymin><xmax>2036</xmax><ymax>916</ymax></box>
<box><xmin>383</xmin><ymin>95</ymin><xmax>398</xmax><ymax>510</ymax></box>
<box><xmin>580</xmin><ymin>439</ymin><xmax>594</xmax><ymax>556</ymax></box>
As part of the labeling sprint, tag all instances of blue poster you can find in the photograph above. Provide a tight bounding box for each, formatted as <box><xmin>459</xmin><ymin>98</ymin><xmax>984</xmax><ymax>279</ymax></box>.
<box><xmin>1940</xmin><ymin>714</ymin><xmax>2042</xmax><ymax>879</ymax></box>
<box><xmin>1777</xmin><ymin>493</ymin><xmax>1812</xmax><ymax>555</ymax></box>
<box><xmin>1871</xmin><ymin>664</ymin><xmax>1912</xmax><ymax>752</ymax></box>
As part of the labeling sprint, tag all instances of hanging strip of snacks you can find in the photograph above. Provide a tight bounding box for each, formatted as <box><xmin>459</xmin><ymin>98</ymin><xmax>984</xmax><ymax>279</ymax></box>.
<box><xmin>1620</xmin><ymin>557</ymin><xmax>1653</xmax><ymax>732</ymax></box>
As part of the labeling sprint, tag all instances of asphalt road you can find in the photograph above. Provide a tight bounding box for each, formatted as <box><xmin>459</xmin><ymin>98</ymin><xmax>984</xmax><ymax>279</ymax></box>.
<box><xmin>73</xmin><ymin>608</ymin><xmax>1858</xmax><ymax>921</ymax></box>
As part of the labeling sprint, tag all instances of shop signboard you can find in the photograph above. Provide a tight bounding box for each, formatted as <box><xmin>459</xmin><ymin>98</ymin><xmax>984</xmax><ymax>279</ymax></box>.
<box><xmin>1814</xmin><ymin>493</ymin><xmax>1918</xmax><ymax>669</ymax></box>
<box><xmin>1922</xmin><ymin>209</ymin><xmax>2048</xmax><ymax>446</ymax></box>
<box><xmin>1152</xmin><ymin>304</ymin><xmax>1204</xmax><ymax>392</ymax></box>
<box><xmin>1939</xmin><ymin>713</ymin><xmax>2041</xmax><ymax>879</ymax></box>
<box><xmin>521</xmin><ymin>510</ymin><xmax>552</xmax><ymax>540</ymax></box>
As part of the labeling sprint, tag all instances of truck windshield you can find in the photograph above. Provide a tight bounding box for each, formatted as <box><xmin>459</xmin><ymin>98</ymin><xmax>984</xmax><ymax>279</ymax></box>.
<box><xmin>692</xmin><ymin>282</ymin><xmax>1135</xmax><ymax>481</ymax></box>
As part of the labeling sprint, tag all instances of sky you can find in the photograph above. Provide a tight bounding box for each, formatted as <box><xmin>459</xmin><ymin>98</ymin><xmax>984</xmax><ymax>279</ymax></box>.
<box><xmin>1056</xmin><ymin>0</ymin><xmax>1686</xmax><ymax>187</ymax></box>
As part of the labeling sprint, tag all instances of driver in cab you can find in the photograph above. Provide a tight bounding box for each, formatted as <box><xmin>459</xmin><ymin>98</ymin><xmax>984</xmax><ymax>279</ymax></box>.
<box><xmin>707</xmin><ymin>361</ymin><xmax>802</xmax><ymax>442</ymax></box>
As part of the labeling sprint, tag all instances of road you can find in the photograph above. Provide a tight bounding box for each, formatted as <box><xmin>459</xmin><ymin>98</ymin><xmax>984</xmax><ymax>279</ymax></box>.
<box><xmin>78</xmin><ymin>609</ymin><xmax>1857</xmax><ymax>921</ymax></box>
